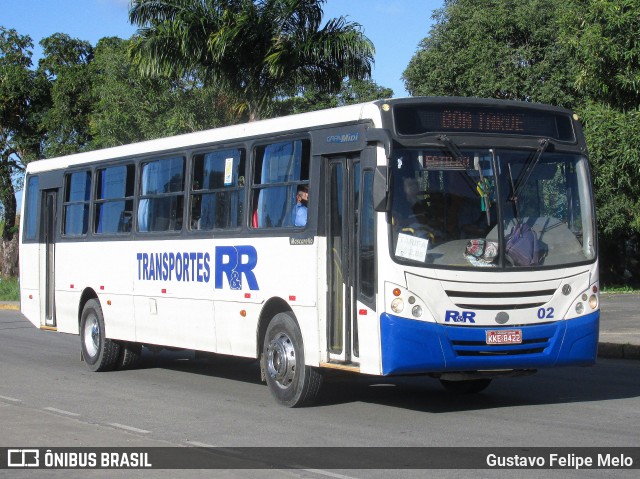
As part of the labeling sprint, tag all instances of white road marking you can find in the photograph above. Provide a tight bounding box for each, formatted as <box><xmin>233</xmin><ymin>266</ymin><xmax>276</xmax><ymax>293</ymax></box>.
<box><xmin>301</xmin><ymin>469</ymin><xmax>358</xmax><ymax>479</ymax></box>
<box><xmin>43</xmin><ymin>407</ymin><xmax>80</xmax><ymax>417</ymax></box>
<box><xmin>0</xmin><ymin>395</ymin><xmax>22</xmax><ymax>404</ymax></box>
<box><xmin>108</xmin><ymin>422</ymin><xmax>151</xmax><ymax>434</ymax></box>
<box><xmin>185</xmin><ymin>440</ymin><xmax>217</xmax><ymax>448</ymax></box>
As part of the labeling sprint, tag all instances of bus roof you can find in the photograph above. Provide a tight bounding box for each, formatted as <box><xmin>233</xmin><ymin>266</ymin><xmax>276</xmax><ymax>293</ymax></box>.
<box><xmin>26</xmin><ymin>100</ymin><xmax>384</xmax><ymax>174</ymax></box>
<box><xmin>25</xmin><ymin>96</ymin><xmax>578</xmax><ymax>174</ymax></box>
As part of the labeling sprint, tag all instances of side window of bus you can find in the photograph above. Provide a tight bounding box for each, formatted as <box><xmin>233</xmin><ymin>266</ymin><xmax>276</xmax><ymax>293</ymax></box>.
<box><xmin>24</xmin><ymin>175</ymin><xmax>39</xmax><ymax>241</ymax></box>
<box><xmin>252</xmin><ymin>139</ymin><xmax>310</xmax><ymax>228</ymax></box>
<box><xmin>138</xmin><ymin>156</ymin><xmax>185</xmax><ymax>233</ymax></box>
<box><xmin>63</xmin><ymin>170</ymin><xmax>91</xmax><ymax>236</ymax></box>
<box><xmin>95</xmin><ymin>164</ymin><xmax>135</xmax><ymax>234</ymax></box>
<box><xmin>191</xmin><ymin>148</ymin><xmax>245</xmax><ymax>231</ymax></box>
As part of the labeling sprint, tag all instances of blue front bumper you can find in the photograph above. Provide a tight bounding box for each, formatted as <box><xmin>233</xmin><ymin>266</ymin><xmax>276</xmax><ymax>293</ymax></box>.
<box><xmin>380</xmin><ymin>311</ymin><xmax>599</xmax><ymax>375</ymax></box>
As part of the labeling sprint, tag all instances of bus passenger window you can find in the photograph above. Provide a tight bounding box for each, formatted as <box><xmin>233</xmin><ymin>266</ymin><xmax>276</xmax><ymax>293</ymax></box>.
<box><xmin>23</xmin><ymin>176</ymin><xmax>39</xmax><ymax>241</ymax></box>
<box><xmin>190</xmin><ymin>148</ymin><xmax>245</xmax><ymax>231</ymax></box>
<box><xmin>251</xmin><ymin>139</ymin><xmax>310</xmax><ymax>228</ymax></box>
<box><xmin>95</xmin><ymin>164</ymin><xmax>134</xmax><ymax>234</ymax></box>
<box><xmin>138</xmin><ymin>156</ymin><xmax>185</xmax><ymax>233</ymax></box>
<box><xmin>63</xmin><ymin>171</ymin><xmax>91</xmax><ymax>236</ymax></box>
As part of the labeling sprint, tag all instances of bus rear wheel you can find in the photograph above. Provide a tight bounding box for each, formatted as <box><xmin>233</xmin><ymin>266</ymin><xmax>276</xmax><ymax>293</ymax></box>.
<box><xmin>262</xmin><ymin>312</ymin><xmax>322</xmax><ymax>407</ymax></box>
<box><xmin>439</xmin><ymin>378</ymin><xmax>492</xmax><ymax>394</ymax></box>
<box><xmin>116</xmin><ymin>341</ymin><xmax>142</xmax><ymax>370</ymax></box>
<box><xmin>80</xmin><ymin>299</ymin><xmax>120</xmax><ymax>372</ymax></box>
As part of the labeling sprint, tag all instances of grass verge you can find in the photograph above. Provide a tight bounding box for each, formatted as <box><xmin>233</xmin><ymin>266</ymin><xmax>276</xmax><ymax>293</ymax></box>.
<box><xmin>0</xmin><ymin>276</ymin><xmax>19</xmax><ymax>301</ymax></box>
<box><xmin>600</xmin><ymin>284</ymin><xmax>640</xmax><ymax>294</ymax></box>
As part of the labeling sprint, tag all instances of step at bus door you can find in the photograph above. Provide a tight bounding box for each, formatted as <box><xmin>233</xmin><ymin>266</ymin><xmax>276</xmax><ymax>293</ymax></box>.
<box><xmin>326</xmin><ymin>153</ymin><xmax>376</xmax><ymax>365</ymax></box>
<box><xmin>42</xmin><ymin>190</ymin><xmax>57</xmax><ymax>327</ymax></box>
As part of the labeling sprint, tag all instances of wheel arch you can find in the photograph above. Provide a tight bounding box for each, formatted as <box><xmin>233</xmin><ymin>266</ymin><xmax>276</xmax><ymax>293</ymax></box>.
<box><xmin>256</xmin><ymin>297</ymin><xmax>293</xmax><ymax>358</ymax></box>
<box><xmin>78</xmin><ymin>288</ymin><xmax>99</xmax><ymax>328</ymax></box>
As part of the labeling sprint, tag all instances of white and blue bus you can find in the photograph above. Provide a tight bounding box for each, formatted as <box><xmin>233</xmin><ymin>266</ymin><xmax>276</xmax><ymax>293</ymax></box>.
<box><xmin>19</xmin><ymin>97</ymin><xmax>599</xmax><ymax>406</ymax></box>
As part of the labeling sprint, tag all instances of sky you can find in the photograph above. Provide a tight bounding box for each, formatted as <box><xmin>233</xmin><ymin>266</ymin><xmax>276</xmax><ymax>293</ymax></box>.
<box><xmin>2</xmin><ymin>0</ymin><xmax>444</xmax><ymax>96</ymax></box>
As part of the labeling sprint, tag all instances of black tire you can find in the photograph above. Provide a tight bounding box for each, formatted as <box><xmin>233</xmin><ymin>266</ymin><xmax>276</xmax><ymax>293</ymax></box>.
<box><xmin>439</xmin><ymin>378</ymin><xmax>492</xmax><ymax>394</ymax></box>
<box><xmin>262</xmin><ymin>312</ymin><xmax>322</xmax><ymax>407</ymax></box>
<box><xmin>80</xmin><ymin>299</ymin><xmax>120</xmax><ymax>372</ymax></box>
<box><xmin>115</xmin><ymin>341</ymin><xmax>142</xmax><ymax>370</ymax></box>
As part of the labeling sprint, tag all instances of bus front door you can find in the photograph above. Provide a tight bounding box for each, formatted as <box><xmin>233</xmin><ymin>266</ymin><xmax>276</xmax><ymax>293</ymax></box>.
<box><xmin>327</xmin><ymin>153</ymin><xmax>376</xmax><ymax>366</ymax></box>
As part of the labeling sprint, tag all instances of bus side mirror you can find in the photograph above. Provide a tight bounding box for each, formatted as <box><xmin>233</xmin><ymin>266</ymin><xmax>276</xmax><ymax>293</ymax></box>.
<box><xmin>373</xmin><ymin>166</ymin><xmax>390</xmax><ymax>212</ymax></box>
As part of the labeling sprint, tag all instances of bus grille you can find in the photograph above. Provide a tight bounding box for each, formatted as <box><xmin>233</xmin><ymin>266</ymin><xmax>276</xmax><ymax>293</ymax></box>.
<box><xmin>445</xmin><ymin>288</ymin><xmax>556</xmax><ymax>311</ymax></box>
<box><xmin>450</xmin><ymin>337</ymin><xmax>550</xmax><ymax>357</ymax></box>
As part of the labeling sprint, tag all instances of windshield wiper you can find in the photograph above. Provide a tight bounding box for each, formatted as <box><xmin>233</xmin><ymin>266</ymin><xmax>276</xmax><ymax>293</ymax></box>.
<box><xmin>437</xmin><ymin>135</ymin><xmax>465</xmax><ymax>164</ymax></box>
<box><xmin>511</xmin><ymin>138</ymin><xmax>551</xmax><ymax>202</ymax></box>
<box><xmin>436</xmin><ymin>134</ymin><xmax>477</xmax><ymax>193</ymax></box>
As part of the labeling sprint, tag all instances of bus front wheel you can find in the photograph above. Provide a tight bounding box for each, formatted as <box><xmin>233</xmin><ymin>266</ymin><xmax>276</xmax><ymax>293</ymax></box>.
<box><xmin>80</xmin><ymin>299</ymin><xmax>120</xmax><ymax>372</ymax></box>
<box><xmin>262</xmin><ymin>312</ymin><xmax>322</xmax><ymax>407</ymax></box>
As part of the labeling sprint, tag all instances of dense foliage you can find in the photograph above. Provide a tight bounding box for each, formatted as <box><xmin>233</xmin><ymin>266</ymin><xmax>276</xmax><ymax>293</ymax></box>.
<box><xmin>128</xmin><ymin>0</ymin><xmax>375</xmax><ymax>120</ymax></box>
<box><xmin>404</xmin><ymin>0</ymin><xmax>577</xmax><ymax>106</ymax></box>
<box><xmin>404</xmin><ymin>0</ymin><xmax>640</xmax><ymax>284</ymax></box>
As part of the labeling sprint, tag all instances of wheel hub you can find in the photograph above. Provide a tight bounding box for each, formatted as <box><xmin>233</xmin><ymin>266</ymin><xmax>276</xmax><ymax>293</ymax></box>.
<box><xmin>266</xmin><ymin>332</ymin><xmax>296</xmax><ymax>389</ymax></box>
<box><xmin>83</xmin><ymin>314</ymin><xmax>100</xmax><ymax>358</ymax></box>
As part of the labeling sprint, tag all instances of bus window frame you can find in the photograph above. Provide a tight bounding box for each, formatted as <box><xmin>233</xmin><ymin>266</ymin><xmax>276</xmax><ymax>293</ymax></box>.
<box><xmin>249</xmin><ymin>136</ymin><xmax>311</xmax><ymax>231</ymax></box>
<box><xmin>22</xmin><ymin>174</ymin><xmax>40</xmax><ymax>243</ymax></box>
<box><xmin>136</xmin><ymin>154</ymin><xmax>187</xmax><ymax>235</ymax></box>
<box><xmin>188</xmin><ymin>145</ymin><xmax>247</xmax><ymax>233</ymax></box>
<box><xmin>62</xmin><ymin>169</ymin><xmax>92</xmax><ymax>238</ymax></box>
<box><xmin>93</xmin><ymin>163</ymin><xmax>136</xmax><ymax>236</ymax></box>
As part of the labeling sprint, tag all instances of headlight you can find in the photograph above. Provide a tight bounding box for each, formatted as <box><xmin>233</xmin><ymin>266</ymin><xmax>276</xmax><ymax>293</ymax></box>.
<box><xmin>391</xmin><ymin>298</ymin><xmax>404</xmax><ymax>313</ymax></box>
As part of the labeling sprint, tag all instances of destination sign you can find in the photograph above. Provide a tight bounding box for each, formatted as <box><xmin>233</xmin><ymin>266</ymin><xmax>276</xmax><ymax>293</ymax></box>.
<box><xmin>394</xmin><ymin>104</ymin><xmax>575</xmax><ymax>142</ymax></box>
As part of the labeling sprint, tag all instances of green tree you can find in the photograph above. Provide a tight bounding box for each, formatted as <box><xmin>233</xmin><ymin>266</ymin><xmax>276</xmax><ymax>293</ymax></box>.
<box><xmin>38</xmin><ymin>33</ymin><xmax>95</xmax><ymax>157</ymax></box>
<box><xmin>403</xmin><ymin>0</ymin><xmax>577</xmax><ymax>106</ymax></box>
<box><xmin>287</xmin><ymin>78</ymin><xmax>393</xmax><ymax>114</ymax></box>
<box><xmin>0</xmin><ymin>27</ymin><xmax>48</xmax><ymax>276</ymax></box>
<box><xmin>559</xmin><ymin>1</ymin><xmax>640</xmax><ymax>235</ymax></box>
<box><xmin>559</xmin><ymin>1</ymin><xmax>640</xmax><ymax>283</ymax></box>
<box><xmin>128</xmin><ymin>0</ymin><xmax>375</xmax><ymax>121</ymax></box>
<box><xmin>90</xmin><ymin>37</ymin><xmax>236</xmax><ymax>149</ymax></box>
<box><xmin>561</xmin><ymin>0</ymin><xmax>640</xmax><ymax>111</ymax></box>
<box><xmin>580</xmin><ymin>103</ymin><xmax>640</xmax><ymax>235</ymax></box>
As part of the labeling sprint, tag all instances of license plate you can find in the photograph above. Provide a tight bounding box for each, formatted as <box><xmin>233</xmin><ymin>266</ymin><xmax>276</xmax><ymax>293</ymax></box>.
<box><xmin>486</xmin><ymin>329</ymin><xmax>522</xmax><ymax>345</ymax></box>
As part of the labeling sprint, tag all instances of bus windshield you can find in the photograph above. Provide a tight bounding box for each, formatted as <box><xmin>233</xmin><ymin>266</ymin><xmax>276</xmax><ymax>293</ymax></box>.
<box><xmin>389</xmin><ymin>148</ymin><xmax>596</xmax><ymax>269</ymax></box>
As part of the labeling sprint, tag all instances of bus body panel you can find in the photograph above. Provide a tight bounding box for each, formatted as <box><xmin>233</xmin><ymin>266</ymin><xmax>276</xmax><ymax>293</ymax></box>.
<box><xmin>404</xmin><ymin>268</ymin><xmax>595</xmax><ymax>327</ymax></box>
<box><xmin>54</xmin><ymin>241</ymin><xmax>135</xmax><ymax>338</ymax></box>
<box><xmin>42</xmin><ymin>234</ymin><xmax>324</xmax><ymax>363</ymax></box>
<box><xmin>19</xmin><ymin>242</ymin><xmax>41</xmax><ymax>328</ymax></box>
<box><xmin>380</xmin><ymin>311</ymin><xmax>599</xmax><ymax>375</ymax></box>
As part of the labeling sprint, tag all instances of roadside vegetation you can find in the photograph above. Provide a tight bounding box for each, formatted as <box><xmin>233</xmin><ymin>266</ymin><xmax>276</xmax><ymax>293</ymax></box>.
<box><xmin>601</xmin><ymin>285</ymin><xmax>640</xmax><ymax>294</ymax></box>
<box><xmin>0</xmin><ymin>276</ymin><xmax>18</xmax><ymax>301</ymax></box>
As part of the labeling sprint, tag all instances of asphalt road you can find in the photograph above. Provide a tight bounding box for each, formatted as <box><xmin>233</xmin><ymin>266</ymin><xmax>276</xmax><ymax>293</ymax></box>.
<box><xmin>0</xmin><ymin>309</ymin><xmax>638</xmax><ymax>478</ymax></box>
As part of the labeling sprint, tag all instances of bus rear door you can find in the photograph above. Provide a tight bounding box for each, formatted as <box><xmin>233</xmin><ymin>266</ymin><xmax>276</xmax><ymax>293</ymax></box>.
<box><xmin>41</xmin><ymin>190</ymin><xmax>57</xmax><ymax>328</ymax></box>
